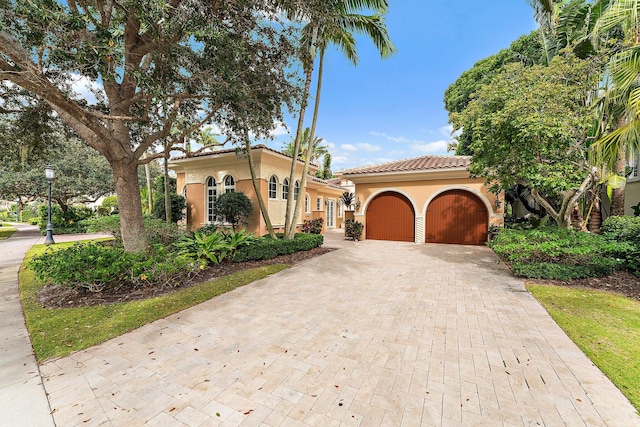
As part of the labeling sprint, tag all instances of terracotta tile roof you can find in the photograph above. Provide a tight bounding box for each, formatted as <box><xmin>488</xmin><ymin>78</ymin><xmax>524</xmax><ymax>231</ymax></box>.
<box><xmin>307</xmin><ymin>175</ymin><xmax>344</xmax><ymax>190</ymax></box>
<box><xmin>339</xmin><ymin>155</ymin><xmax>470</xmax><ymax>176</ymax></box>
<box><xmin>171</xmin><ymin>144</ymin><xmax>318</xmax><ymax>166</ymax></box>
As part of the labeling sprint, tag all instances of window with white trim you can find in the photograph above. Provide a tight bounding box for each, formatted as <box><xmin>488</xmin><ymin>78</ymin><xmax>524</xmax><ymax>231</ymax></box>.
<box><xmin>316</xmin><ymin>196</ymin><xmax>322</xmax><ymax>211</ymax></box>
<box><xmin>294</xmin><ymin>180</ymin><xmax>300</xmax><ymax>200</ymax></box>
<box><xmin>206</xmin><ymin>177</ymin><xmax>216</xmax><ymax>222</ymax></box>
<box><xmin>268</xmin><ymin>176</ymin><xmax>278</xmax><ymax>199</ymax></box>
<box><xmin>223</xmin><ymin>175</ymin><xmax>235</xmax><ymax>193</ymax></box>
<box><xmin>305</xmin><ymin>194</ymin><xmax>310</xmax><ymax>214</ymax></box>
<box><xmin>282</xmin><ymin>178</ymin><xmax>289</xmax><ymax>200</ymax></box>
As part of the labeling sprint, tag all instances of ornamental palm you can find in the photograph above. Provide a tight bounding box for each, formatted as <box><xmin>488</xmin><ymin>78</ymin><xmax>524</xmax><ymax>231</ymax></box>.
<box><xmin>284</xmin><ymin>0</ymin><xmax>396</xmax><ymax>237</ymax></box>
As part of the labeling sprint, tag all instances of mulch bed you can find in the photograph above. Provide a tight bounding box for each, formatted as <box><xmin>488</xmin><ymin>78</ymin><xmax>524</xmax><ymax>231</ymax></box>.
<box><xmin>37</xmin><ymin>247</ymin><xmax>335</xmax><ymax>309</ymax></box>
<box><xmin>526</xmin><ymin>270</ymin><xmax>640</xmax><ymax>301</ymax></box>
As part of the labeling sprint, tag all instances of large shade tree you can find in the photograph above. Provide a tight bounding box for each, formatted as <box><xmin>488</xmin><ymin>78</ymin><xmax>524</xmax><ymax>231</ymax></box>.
<box><xmin>0</xmin><ymin>0</ymin><xmax>305</xmax><ymax>252</ymax></box>
<box><xmin>451</xmin><ymin>54</ymin><xmax>602</xmax><ymax>228</ymax></box>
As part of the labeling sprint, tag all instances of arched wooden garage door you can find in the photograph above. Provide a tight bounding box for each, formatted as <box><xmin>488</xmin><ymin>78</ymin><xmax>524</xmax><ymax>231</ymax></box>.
<box><xmin>425</xmin><ymin>190</ymin><xmax>488</xmax><ymax>245</ymax></box>
<box><xmin>366</xmin><ymin>192</ymin><xmax>415</xmax><ymax>242</ymax></box>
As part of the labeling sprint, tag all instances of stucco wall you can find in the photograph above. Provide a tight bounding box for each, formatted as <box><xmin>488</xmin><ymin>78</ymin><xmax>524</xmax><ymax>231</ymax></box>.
<box><xmin>352</xmin><ymin>176</ymin><xmax>504</xmax><ymax>242</ymax></box>
<box><xmin>625</xmin><ymin>180</ymin><xmax>640</xmax><ymax>216</ymax></box>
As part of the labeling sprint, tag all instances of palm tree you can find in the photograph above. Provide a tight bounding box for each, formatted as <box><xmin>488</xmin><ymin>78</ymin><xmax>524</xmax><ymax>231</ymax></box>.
<box><xmin>284</xmin><ymin>0</ymin><xmax>396</xmax><ymax>237</ymax></box>
<box><xmin>589</xmin><ymin>0</ymin><xmax>640</xmax><ymax>215</ymax></box>
<box><xmin>281</xmin><ymin>127</ymin><xmax>328</xmax><ymax>163</ymax></box>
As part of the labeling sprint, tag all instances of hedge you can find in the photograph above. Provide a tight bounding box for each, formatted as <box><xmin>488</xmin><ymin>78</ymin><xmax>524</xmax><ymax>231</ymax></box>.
<box><xmin>232</xmin><ymin>233</ymin><xmax>323</xmax><ymax>262</ymax></box>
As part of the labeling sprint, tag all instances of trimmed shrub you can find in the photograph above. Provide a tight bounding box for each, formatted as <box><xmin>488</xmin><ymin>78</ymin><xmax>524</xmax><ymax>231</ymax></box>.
<box><xmin>212</xmin><ymin>192</ymin><xmax>253</xmax><ymax>230</ymax></box>
<box><xmin>152</xmin><ymin>193</ymin><xmax>186</xmax><ymax>223</ymax></box>
<box><xmin>301</xmin><ymin>218</ymin><xmax>323</xmax><ymax>234</ymax></box>
<box><xmin>38</xmin><ymin>205</ymin><xmax>94</xmax><ymax>234</ymax></box>
<box><xmin>19</xmin><ymin>209</ymin><xmax>38</xmax><ymax>223</ymax></box>
<box><xmin>82</xmin><ymin>215</ymin><xmax>185</xmax><ymax>246</ymax></box>
<box><xmin>232</xmin><ymin>233</ymin><xmax>323</xmax><ymax>262</ymax></box>
<box><xmin>490</xmin><ymin>227</ymin><xmax>634</xmax><ymax>279</ymax></box>
<box><xmin>345</xmin><ymin>219</ymin><xmax>363</xmax><ymax>240</ymax></box>
<box><xmin>28</xmin><ymin>242</ymin><xmax>196</xmax><ymax>291</ymax></box>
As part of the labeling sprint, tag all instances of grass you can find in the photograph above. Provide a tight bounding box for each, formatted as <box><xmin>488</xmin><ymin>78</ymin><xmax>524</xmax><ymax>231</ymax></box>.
<box><xmin>528</xmin><ymin>284</ymin><xmax>640</xmax><ymax>411</ymax></box>
<box><xmin>21</xmin><ymin>241</ymin><xmax>288</xmax><ymax>362</ymax></box>
<box><xmin>0</xmin><ymin>222</ymin><xmax>17</xmax><ymax>239</ymax></box>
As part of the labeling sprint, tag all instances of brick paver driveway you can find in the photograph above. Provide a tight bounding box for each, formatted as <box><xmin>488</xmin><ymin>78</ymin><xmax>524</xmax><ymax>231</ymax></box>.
<box><xmin>41</xmin><ymin>235</ymin><xmax>640</xmax><ymax>426</ymax></box>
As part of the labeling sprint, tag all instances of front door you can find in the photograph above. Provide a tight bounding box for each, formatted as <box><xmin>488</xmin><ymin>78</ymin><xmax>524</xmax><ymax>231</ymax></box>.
<box><xmin>326</xmin><ymin>199</ymin><xmax>335</xmax><ymax>228</ymax></box>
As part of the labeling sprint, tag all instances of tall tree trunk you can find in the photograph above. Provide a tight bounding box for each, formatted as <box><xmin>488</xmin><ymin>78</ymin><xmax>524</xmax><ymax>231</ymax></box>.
<box><xmin>144</xmin><ymin>153</ymin><xmax>153</xmax><ymax>214</ymax></box>
<box><xmin>244</xmin><ymin>132</ymin><xmax>276</xmax><ymax>238</ymax></box>
<box><xmin>610</xmin><ymin>150</ymin><xmax>626</xmax><ymax>216</ymax></box>
<box><xmin>163</xmin><ymin>150</ymin><xmax>171</xmax><ymax>224</ymax></box>
<box><xmin>288</xmin><ymin>47</ymin><xmax>325</xmax><ymax>239</ymax></box>
<box><xmin>111</xmin><ymin>158</ymin><xmax>147</xmax><ymax>252</ymax></box>
<box><xmin>284</xmin><ymin>26</ymin><xmax>317</xmax><ymax>237</ymax></box>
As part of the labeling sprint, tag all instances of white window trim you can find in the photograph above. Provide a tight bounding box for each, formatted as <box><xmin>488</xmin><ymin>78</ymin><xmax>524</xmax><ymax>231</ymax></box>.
<box><xmin>282</xmin><ymin>178</ymin><xmax>290</xmax><ymax>200</ymax></box>
<box><xmin>305</xmin><ymin>193</ymin><xmax>310</xmax><ymax>214</ymax></box>
<box><xmin>316</xmin><ymin>196</ymin><xmax>323</xmax><ymax>211</ymax></box>
<box><xmin>223</xmin><ymin>175</ymin><xmax>236</xmax><ymax>193</ymax></box>
<box><xmin>206</xmin><ymin>177</ymin><xmax>217</xmax><ymax>223</ymax></box>
<box><xmin>268</xmin><ymin>176</ymin><xmax>278</xmax><ymax>200</ymax></box>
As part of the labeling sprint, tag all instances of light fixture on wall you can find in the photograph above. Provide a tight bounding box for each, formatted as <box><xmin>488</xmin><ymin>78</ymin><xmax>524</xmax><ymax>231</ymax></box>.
<box><xmin>494</xmin><ymin>194</ymin><xmax>502</xmax><ymax>210</ymax></box>
<box><xmin>355</xmin><ymin>197</ymin><xmax>361</xmax><ymax>211</ymax></box>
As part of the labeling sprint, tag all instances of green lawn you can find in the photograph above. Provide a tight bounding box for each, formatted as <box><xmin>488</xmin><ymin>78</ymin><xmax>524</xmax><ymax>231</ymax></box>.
<box><xmin>21</xmin><ymin>241</ymin><xmax>288</xmax><ymax>361</ymax></box>
<box><xmin>0</xmin><ymin>222</ymin><xmax>17</xmax><ymax>239</ymax></box>
<box><xmin>528</xmin><ymin>284</ymin><xmax>640</xmax><ymax>411</ymax></box>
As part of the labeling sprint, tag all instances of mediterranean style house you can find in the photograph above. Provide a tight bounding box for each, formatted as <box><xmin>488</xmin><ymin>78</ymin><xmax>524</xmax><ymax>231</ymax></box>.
<box><xmin>170</xmin><ymin>146</ymin><xmax>504</xmax><ymax>245</ymax></box>
<box><xmin>170</xmin><ymin>145</ymin><xmax>344</xmax><ymax>236</ymax></box>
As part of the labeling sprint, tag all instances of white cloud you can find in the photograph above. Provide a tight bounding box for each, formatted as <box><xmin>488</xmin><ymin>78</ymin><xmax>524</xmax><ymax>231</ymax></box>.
<box><xmin>68</xmin><ymin>74</ymin><xmax>104</xmax><ymax>105</ymax></box>
<box><xmin>332</xmin><ymin>156</ymin><xmax>351</xmax><ymax>164</ymax></box>
<box><xmin>438</xmin><ymin>125</ymin><xmax>453</xmax><ymax>137</ymax></box>
<box><xmin>269</xmin><ymin>121</ymin><xmax>290</xmax><ymax>137</ymax></box>
<box><xmin>411</xmin><ymin>140</ymin><xmax>448</xmax><ymax>153</ymax></box>
<box><xmin>369</xmin><ymin>131</ymin><xmax>387</xmax><ymax>137</ymax></box>
<box><xmin>325</xmin><ymin>141</ymin><xmax>336</xmax><ymax>149</ymax></box>
<box><xmin>356</xmin><ymin>143</ymin><xmax>381</xmax><ymax>152</ymax></box>
<box><xmin>341</xmin><ymin>144</ymin><xmax>358</xmax><ymax>152</ymax></box>
<box><xmin>388</xmin><ymin>136</ymin><xmax>411</xmax><ymax>144</ymax></box>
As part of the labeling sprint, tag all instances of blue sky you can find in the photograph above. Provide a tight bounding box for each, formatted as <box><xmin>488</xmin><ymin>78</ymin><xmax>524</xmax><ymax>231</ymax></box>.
<box><xmin>262</xmin><ymin>1</ymin><xmax>538</xmax><ymax>171</ymax></box>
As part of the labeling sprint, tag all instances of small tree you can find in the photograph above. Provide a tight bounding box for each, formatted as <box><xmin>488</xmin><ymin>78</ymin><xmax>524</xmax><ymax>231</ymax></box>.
<box><xmin>152</xmin><ymin>194</ymin><xmax>186</xmax><ymax>223</ymax></box>
<box><xmin>212</xmin><ymin>192</ymin><xmax>254</xmax><ymax>230</ymax></box>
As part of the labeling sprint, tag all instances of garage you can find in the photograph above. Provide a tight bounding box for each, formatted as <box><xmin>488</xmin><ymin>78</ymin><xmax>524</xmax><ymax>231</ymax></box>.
<box><xmin>365</xmin><ymin>191</ymin><xmax>415</xmax><ymax>242</ymax></box>
<box><xmin>425</xmin><ymin>189</ymin><xmax>488</xmax><ymax>245</ymax></box>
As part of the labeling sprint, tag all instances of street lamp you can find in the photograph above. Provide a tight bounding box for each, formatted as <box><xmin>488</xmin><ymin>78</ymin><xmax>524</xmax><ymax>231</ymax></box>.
<box><xmin>44</xmin><ymin>165</ymin><xmax>55</xmax><ymax>245</ymax></box>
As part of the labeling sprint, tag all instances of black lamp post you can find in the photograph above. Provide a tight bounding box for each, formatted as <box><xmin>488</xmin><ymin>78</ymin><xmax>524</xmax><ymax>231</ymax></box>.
<box><xmin>44</xmin><ymin>165</ymin><xmax>55</xmax><ymax>245</ymax></box>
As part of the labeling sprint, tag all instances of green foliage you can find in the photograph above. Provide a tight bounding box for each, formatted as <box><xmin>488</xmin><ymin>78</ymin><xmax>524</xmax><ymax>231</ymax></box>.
<box><xmin>212</xmin><ymin>191</ymin><xmax>254</xmax><ymax>230</ymax></box>
<box><xmin>175</xmin><ymin>229</ymin><xmax>258</xmax><ymax>266</ymax></box>
<box><xmin>152</xmin><ymin>193</ymin><xmax>186</xmax><ymax>223</ymax></box>
<box><xmin>0</xmin><ymin>224</ymin><xmax>17</xmax><ymax>239</ymax></box>
<box><xmin>490</xmin><ymin>227</ymin><xmax>633</xmax><ymax>279</ymax></box>
<box><xmin>345</xmin><ymin>219</ymin><xmax>363</xmax><ymax>240</ymax></box>
<box><xmin>19</xmin><ymin>209</ymin><xmax>38</xmax><ymax>222</ymax></box>
<box><xmin>340</xmin><ymin>192</ymin><xmax>355</xmax><ymax>209</ymax></box>
<box><xmin>600</xmin><ymin>216</ymin><xmax>640</xmax><ymax>274</ymax></box>
<box><xmin>38</xmin><ymin>204</ymin><xmax>94</xmax><ymax>234</ymax></box>
<box><xmin>301</xmin><ymin>218</ymin><xmax>323</xmax><ymax>234</ymax></box>
<box><xmin>100</xmin><ymin>196</ymin><xmax>118</xmax><ymax>213</ymax></box>
<box><xmin>232</xmin><ymin>233</ymin><xmax>323</xmax><ymax>262</ymax></box>
<box><xmin>28</xmin><ymin>242</ymin><xmax>196</xmax><ymax>291</ymax></box>
<box><xmin>83</xmin><ymin>215</ymin><xmax>184</xmax><ymax>246</ymax></box>
<box><xmin>632</xmin><ymin>202</ymin><xmax>640</xmax><ymax>216</ymax></box>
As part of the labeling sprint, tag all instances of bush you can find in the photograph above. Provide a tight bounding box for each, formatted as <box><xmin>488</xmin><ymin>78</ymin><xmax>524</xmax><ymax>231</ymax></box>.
<box><xmin>212</xmin><ymin>191</ymin><xmax>253</xmax><ymax>230</ymax></box>
<box><xmin>232</xmin><ymin>233</ymin><xmax>323</xmax><ymax>262</ymax></box>
<box><xmin>19</xmin><ymin>209</ymin><xmax>38</xmax><ymax>223</ymax></box>
<box><xmin>301</xmin><ymin>218</ymin><xmax>323</xmax><ymax>234</ymax></box>
<box><xmin>601</xmin><ymin>216</ymin><xmax>640</xmax><ymax>242</ymax></box>
<box><xmin>38</xmin><ymin>205</ymin><xmax>94</xmax><ymax>234</ymax></box>
<box><xmin>175</xmin><ymin>229</ymin><xmax>257</xmax><ymax>266</ymax></box>
<box><xmin>490</xmin><ymin>227</ymin><xmax>633</xmax><ymax>279</ymax></box>
<box><xmin>28</xmin><ymin>242</ymin><xmax>197</xmax><ymax>291</ymax></box>
<box><xmin>82</xmin><ymin>215</ymin><xmax>185</xmax><ymax>246</ymax></box>
<box><xmin>512</xmin><ymin>258</ymin><xmax>622</xmax><ymax>280</ymax></box>
<box><xmin>152</xmin><ymin>193</ymin><xmax>186</xmax><ymax>223</ymax></box>
<box><xmin>344</xmin><ymin>219</ymin><xmax>363</xmax><ymax>240</ymax></box>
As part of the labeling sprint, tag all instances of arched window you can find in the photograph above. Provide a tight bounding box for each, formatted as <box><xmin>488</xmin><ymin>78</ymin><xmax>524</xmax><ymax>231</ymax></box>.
<box><xmin>294</xmin><ymin>180</ymin><xmax>300</xmax><ymax>200</ymax></box>
<box><xmin>268</xmin><ymin>176</ymin><xmax>278</xmax><ymax>199</ymax></box>
<box><xmin>282</xmin><ymin>178</ymin><xmax>289</xmax><ymax>200</ymax></box>
<box><xmin>224</xmin><ymin>175</ymin><xmax>235</xmax><ymax>193</ymax></box>
<box><xmin>305</xmin><ymin>194</ymin><xmax>310</xmax><ymax>214</ymax></box>
<box><xmin>206</xmin><ymin>177</ymin><xmax>216</xmax><ymax>223</ymax></box>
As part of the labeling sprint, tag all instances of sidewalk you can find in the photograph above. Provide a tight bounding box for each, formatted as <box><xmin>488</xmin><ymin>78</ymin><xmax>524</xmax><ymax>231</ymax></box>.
<box><xmin>0</xmin><ymin>225</ymin><xmax>112</xmax><ymax>427</ymax></box>
<box><xmin>0</xmin><ymin>223</ymin><xmax>55</xmax><ymax>426</ymax></box>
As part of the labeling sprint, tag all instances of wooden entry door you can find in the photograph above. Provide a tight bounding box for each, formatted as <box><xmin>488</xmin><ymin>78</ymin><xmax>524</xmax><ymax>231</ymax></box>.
<box><xmin>425</xmin><ymin>190</ymin><xmax>488</xmax><ymax>245</ymax></box>
<box><xmin>366</xmin><ymin>192</ymin><xmax>415</xmax><ymax>242</ymax></box>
